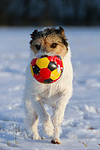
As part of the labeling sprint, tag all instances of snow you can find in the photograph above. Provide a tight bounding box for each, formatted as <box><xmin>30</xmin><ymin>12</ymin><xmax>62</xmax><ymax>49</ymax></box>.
<box><xmin>0</xmin><ymin>27</ymin><xmax>100</xmax><ymax>149</ymax></box>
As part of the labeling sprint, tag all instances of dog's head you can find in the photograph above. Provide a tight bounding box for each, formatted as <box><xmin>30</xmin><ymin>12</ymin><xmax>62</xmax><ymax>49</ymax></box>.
<box><xmin>30</xmin><ymin>26</ymin><xmax>68</xmax><ymax>58</ymax></box>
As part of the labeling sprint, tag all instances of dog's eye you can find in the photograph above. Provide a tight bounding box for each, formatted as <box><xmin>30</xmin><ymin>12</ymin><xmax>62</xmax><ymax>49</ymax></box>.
<box><xmin>50</xmin><ymin>43</ymin><xmax>58</xmax><ymax>48</ymax></box>
<box><xmin>35</xmin><ymin>45</ymin><xmax>41</xmax><ymax>50</ymax></box>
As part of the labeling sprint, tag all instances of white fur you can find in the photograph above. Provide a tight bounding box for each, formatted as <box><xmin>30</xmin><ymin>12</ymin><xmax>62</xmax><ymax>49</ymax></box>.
<box><xmin>23</xmin><ymin>46</ymin><xmax>73</xmax><ymax>143</ymax></box>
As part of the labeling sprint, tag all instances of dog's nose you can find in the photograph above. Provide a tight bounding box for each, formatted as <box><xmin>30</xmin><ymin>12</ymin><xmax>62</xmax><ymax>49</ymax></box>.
<box><xmin>41</xmin><ymin>55</ymin><xmax>48</xmax><ymax>58</ymax></box>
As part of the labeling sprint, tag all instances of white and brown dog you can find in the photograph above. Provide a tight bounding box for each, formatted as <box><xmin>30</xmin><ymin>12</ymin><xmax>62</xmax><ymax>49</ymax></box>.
<box><xmin>23</xmin><ymin>27</ymin><xmax>73</xmax><ymax>144</ymax></box>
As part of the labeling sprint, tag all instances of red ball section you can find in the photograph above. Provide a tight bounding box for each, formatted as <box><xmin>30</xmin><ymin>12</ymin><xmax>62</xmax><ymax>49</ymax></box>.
<box><xmin>34</xmin><ymin>68</ymin><xmax>51</xmax><ymax>83</ymax></box>
<box><xmin>30</xmin><ymin>55</ymin><xmax>64</xmax><ymax>84</ymax></box>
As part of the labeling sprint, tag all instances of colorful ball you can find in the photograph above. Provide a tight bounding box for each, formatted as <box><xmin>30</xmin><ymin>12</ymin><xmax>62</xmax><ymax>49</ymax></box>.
<box><xmin>30</xmin><ymin>55</ymin><xmax>64</xmax><ymax>84</ymax></box>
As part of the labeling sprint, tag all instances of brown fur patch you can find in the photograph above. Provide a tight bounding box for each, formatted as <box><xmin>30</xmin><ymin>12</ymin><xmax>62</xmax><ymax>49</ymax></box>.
<box><xmin>30</xmin><ymin>27</ymin><xmax>68</xmax><ymax>58</ymax></box>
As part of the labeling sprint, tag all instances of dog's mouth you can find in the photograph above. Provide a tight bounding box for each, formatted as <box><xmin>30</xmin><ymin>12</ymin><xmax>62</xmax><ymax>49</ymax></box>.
<box><xmin>40</xmin><ymin>55</ymin><xmax>62</xmax><ymax>60</ymax></box>
<box><xmin>41</xmin><ymin>55</ymin><xmax>48</xmax><ymax>58</ymax></box>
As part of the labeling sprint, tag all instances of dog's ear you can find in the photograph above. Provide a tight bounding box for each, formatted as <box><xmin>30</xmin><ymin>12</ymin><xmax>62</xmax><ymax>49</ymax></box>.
<box><xmin>30</xmin><ymin>30</ymin><xmax>38</xmax><ymax>39</ymax></box>
<box><xmin>59</xmin><ymin>27</ymin><xmax>68</xmax><ymax>48</ymax></box>
<box><xmin>30</xmin><ymin>30</ymin><xmax>38</xmax><ymax>45</ymax></box>
<box><xmin>59</xmin><ymin>26</ymin><xmax>65</xmax><ymax>35</ymax></box>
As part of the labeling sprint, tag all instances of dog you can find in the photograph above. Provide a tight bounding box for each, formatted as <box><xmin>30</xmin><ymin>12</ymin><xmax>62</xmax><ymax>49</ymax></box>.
<box><xmin>23</xmin><ymin>26</ymin><xmax>73</xmax><ymax>144</ymax></box>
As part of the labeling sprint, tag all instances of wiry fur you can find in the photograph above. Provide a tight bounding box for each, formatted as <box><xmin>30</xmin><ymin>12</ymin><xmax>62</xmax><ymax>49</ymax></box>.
<box><xmin>23</xmin><ymin>26</ymin><xmax>73</xmax><ymax>144</ymax></box>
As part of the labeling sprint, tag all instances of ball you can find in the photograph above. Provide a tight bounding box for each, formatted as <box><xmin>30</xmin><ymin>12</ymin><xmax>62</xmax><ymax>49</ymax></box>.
<box><xmin>30</xmin><ymin>55</ymin><xmax>64</xmax><ymax>84</ymax></box>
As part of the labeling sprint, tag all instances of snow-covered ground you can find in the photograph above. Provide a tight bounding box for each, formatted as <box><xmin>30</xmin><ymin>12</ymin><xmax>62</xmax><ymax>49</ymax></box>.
<box><xmin>0</xmin><ymin>27</ymin><xmax>100</xmax><ymax>150</ymax></box>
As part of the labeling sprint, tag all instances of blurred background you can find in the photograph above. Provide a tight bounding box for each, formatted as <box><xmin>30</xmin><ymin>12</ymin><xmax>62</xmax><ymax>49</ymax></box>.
<box><xmin>0</xmin><ymin>0</ymin><xmax>100</xmax><ymax>26</ymax></box>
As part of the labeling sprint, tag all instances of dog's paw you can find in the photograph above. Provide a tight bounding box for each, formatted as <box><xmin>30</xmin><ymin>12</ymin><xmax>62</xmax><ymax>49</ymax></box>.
<box><xmin>33</xmin><ymin>134</ymin><xmax>41</xmax><ymax>140</ymax></box>
<box><xmin>43</xmin><ymin>120</ymin><xmax>54</xmax><ymax>136</ymax></box>
<box><xmin>51</xmin><ymin>138</ymin><xmax>61</xmax><ymax>144</ymax></box>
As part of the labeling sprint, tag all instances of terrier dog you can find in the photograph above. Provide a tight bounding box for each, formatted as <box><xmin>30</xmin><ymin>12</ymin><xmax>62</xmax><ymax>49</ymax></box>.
<box><xmin>23</xmin><ymin>27</ymin><xmax>73</xmax><ymax>144</ymax></box>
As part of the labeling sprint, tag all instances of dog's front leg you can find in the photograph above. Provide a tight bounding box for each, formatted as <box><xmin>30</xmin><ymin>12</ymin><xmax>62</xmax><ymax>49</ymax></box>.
<box><xmin>31</xmin><ymin>96</ymin><xmax>54</xmax><ymax>137</ymax></box>
<box><xmin>51</xmin><ymin>94</ymin><xmax>70</xmax><ymax>144</ymax></box>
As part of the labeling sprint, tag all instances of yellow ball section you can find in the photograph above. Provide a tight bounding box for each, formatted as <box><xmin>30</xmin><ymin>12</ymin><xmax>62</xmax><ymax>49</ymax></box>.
<box><xmin>36</xmin><ymin>57</ymin><xmax>50</xmax><ymax>69</ymax></box>
<box><xmin>30</xmin><ymin>65</ymin><xmax>34</xmax><ymax>77</ymax></box>
<box><xmin>50</xmin><ymin>68</ymin><xmax>61</xmax><ymax>80</ymax></box>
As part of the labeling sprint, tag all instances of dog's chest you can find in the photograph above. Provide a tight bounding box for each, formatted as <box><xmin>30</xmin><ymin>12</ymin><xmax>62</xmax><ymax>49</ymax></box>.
<box><xmin>39</xmin><ymin>83</ymin><xmax>59</xmax><ymax>98</ymax></box>
<box><xmin>38</xmin><ymin>83</ymin><xmax>61</xmax><ymax>105</ymax></box>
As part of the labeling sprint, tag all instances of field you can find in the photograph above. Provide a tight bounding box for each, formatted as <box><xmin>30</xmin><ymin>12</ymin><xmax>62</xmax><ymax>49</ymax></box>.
<box><xmin>0</xmin><ymin>27</ymin><xmax>100</xmax><ymax>150</ymax></box>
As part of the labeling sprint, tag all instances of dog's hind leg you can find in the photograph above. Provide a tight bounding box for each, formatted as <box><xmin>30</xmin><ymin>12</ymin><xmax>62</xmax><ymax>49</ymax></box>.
<box><xmin>31</xmin><ymin>111</ymin><xmax>40</xmax><ymax>140</ymax></box>
<box><xmin>31</xmin><ymin>97</ymin><xmax>54</xmax><ymax>137</ymax></box>
<box><xmin>24</xmin><ymin>100</ymin><xmax>40</xmax><ymax>140</ymax></box>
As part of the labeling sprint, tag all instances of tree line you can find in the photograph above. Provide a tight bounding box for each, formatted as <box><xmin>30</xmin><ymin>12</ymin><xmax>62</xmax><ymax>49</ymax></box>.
<box><xmin>0</xmin><ymin>0</ymin><xmax>100</xmax><ymax>26</ymax></box>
